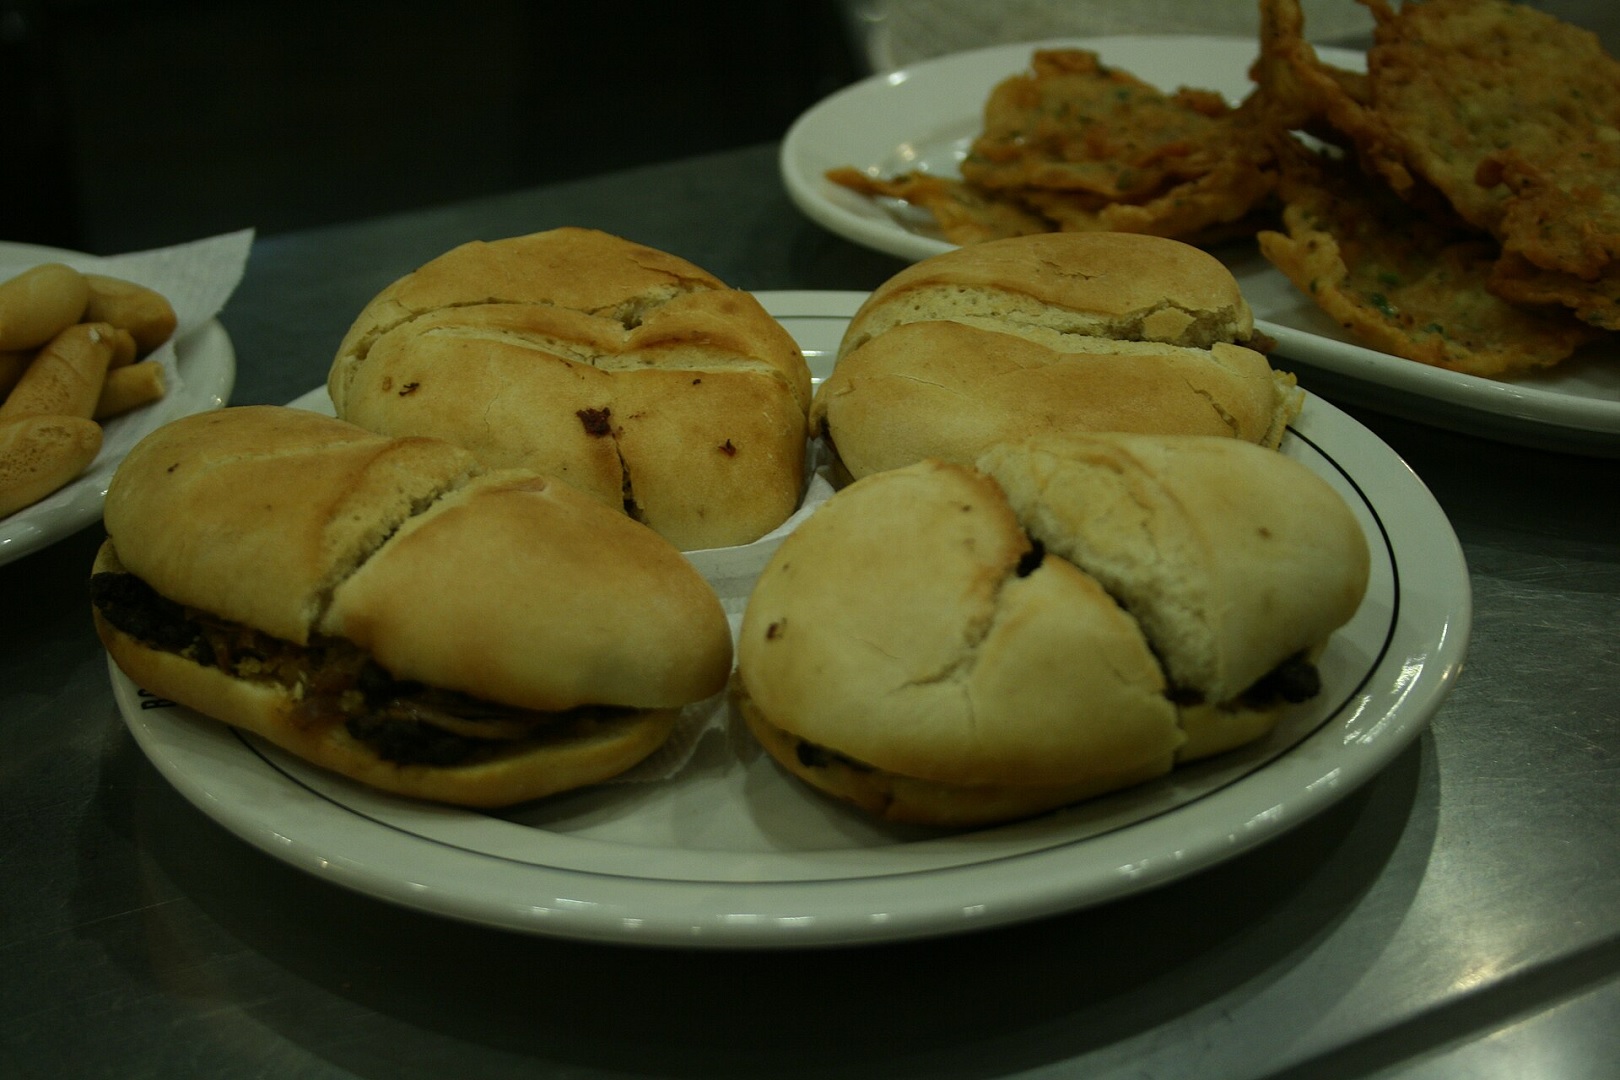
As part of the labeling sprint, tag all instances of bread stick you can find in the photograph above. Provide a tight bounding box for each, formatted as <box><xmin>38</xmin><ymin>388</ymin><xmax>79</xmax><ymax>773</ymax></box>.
<box><xmin>83</xmin><ymin>274</ymin><xmax>178</xmax><ymax>354</ymax></box>
<box><xmin>93</xmin><ymin>360</ymin><xmax>166</xmax><ymax>420</ymax></box>
<box><xmin>0</xmin><ymin>263</ymin><xmax>91</xmax><ymax>351</ymax></box>
<box><xmin>0</xmin><ymin>414</ymin><xmax>103</xmax><ymax>517</ymax></box>
<box><xmin>0</xmin><ymin>322</ymin><xmax>117</xmax><ymax>421</ymax></box>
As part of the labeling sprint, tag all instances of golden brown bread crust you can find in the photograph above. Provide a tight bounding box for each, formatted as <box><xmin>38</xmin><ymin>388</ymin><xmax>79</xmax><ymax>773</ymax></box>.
<box><xmin>322</xmin><ymin>469</ymin><xmax>734</xmax><ymax>711</ymax></box>
<box><xmin>977</xmin><ymin>432</ymin><xmax>1371</xmax><ymax>707</ymax></box>
<box><xmin>0</xmin><ymin>414</ymin><xmax>102</xmax><ymax>517</ymax></box>
<box><xmin>734</xmin><ymin>683</ymin><xmax>1172</xmax><ymax>828</ymax></box>
<box><xmin>93</xmin><ymin>405</ymin><xmax>740</xmax><ymax>805</ymax></box>
<box><xmin>811</xmin><ymin>232</ymin><xmax>1303</xmax><ymax>482</ymax></box>
<box><xmin>736</xmin><ymin>459</ymin><xmax>1183</xmax><ymax>824</ymax></box>
<box><xmin>327</xmin><ymin>227</ymin><xmax>813</xmax><ymax>550</ymax></box>
<box><xmin>736</xmin><ymin>437</ymin><xmax>1370</xmax><ymax>826</ymax></box>
<box><xmin>812</xmin><ymin>320</ymin><xmax>1294</xmax><ymax>479</ymax></box>
<box><xmin>840</xmin><ymin>231</ymin><xmax>1261</xmax><ymax>354</ymax></box>
<box><xmin>101</xmin><ymin>405</ymin><xmax>733</xmax><ymax>711</ymax></box>
<box><xmin>104</xmin><ymin>406</ymin><xmax>482</xmax><ymax>645</ymax></box>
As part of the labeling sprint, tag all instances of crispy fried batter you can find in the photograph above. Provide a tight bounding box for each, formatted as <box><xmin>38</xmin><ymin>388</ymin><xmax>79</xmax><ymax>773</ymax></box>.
<box><xmin>962</xmin><ymin>49</ymin><xmax>1249</xmax><ymax>198</ymax></box>
<box><xmin>1479</xmin><ymin>131</ymin><xmax>1620</xmax><ymax>279</ymax></box>
<box><xmin>826</xmin><ymin>48</ymin><xmax>1278</xmax><ymax>246</ymax></box>
<box><xmin>1477</xmin><ymin>130</ymin><xmax>1620</xmax><ymax>330</ymax></box>
<box><xmin>1252</xmin><ymin>0</ymin><xmax>1415</xmax><ymax>194</ymax></box>
<box><xmin>1366</xmin><ymin>0</ymin><xmax>1620</xmax><ymax>233</ymax></box>
<box><xmin>824</xmin><ymin>167</ymin><xmax>1050</xmax><ymax>245</ymax></box>
<box><xmin>824</xmin><ymin>5</ymin><xmax>1620</xmax><ymax>379</ymax></box>
<box><xmin>1489</xmin><ymin>253</ymin><xmax>1620</xmax><ymax>332</ymax></box>
<box><xmin>1257</xmin><ymin>147</ymin><xmax>1598</xmax><ymax>376</ymax></box>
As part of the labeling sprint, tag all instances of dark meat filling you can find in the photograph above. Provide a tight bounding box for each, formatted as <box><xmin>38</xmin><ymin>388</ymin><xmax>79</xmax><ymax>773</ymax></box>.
<box><xmin>1015</xmin><ymin>538</ymin><xmax>1046</xmax><ymax>577</ymax></box>
<box><xmin>795</xmin><ymin>738</ymin><xmax>876</xmax><ymax>774</ymax></box>
<box><xmin>89</xmin><ymin>571</ymin><xmax>632</xmax><ymax>767</ymax></box>
<box><xmin>1165</xmin><ymin>651</ymin><xmax>1323</xmax><ymax>710</ymax></box>
<box><xmin>90</xmin><ymin>570</ymin><xmax>215</xmax><ymax>663</ymax></box>
<box><xmin>1239</xmin><ymin>652</ymin><xmax>1321</xmax><ymax>708</ymax></box>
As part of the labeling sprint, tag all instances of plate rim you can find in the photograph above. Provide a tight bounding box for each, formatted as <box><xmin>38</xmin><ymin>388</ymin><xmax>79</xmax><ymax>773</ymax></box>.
<box><xmin>778</xmin><ymin>34</ymin><xmax>1620</xmax><ymax>450</ymax></box>
<box><xmin>112</xmin><ymin>291</ymin><xmax>1470</xmax><ymax>947</ymax></box>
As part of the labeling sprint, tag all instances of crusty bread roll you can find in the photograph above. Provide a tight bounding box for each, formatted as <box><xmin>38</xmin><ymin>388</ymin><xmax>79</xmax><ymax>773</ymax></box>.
<box><xmin>977</xmin><ymin>431</ymin><xmax>1370</xmax><ymax>760</ymax></box>
<box><xmin>736</xmin><ymin>432</ymin><xmax>1369</xmax><ymax>827</ymax></box>
<box><xmin>93</xmin><ymin>406</ymin><xmax>733</xmax><ymax>806</ymax></box>
<box><xmin>736</xmin><ymin>459</ymin><xmax>1184</xmax><ymax>827</ymax></box>
<box><xmin>811</xmin><ymin>232</ymin><xmax>1303</xmax><ymax>482</ymax></box>
<box><xmin>327</xmin><ymin>227</ymin><xmax>813</xmax><ymax>550</ymax></box>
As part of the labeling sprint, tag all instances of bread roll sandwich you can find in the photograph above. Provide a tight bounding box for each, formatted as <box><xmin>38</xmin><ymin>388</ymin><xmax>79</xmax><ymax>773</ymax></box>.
<box><xmin>735</xmin><ymin>432</ymin><xmax>1368</xmax><ymax>827</ymax></box>
<box><xmin>736</xmin><ymin>459</ymin><xmax>1183</xmax><ymax>827</ymax></box>
<box><xmin>328</xmin><ymin>227</ymin><xmax>813</xmax><ymax>551</ymax></box>
<box><xmin>810</xmin><ymin>232</ymin><xmax>1304</xmax><ymax>483</ymax></box>
<box><xmin>977</xmin><ymin>431</ymin><xmax>1370</xmax><ymax>760</ymax></box>
<box><xmin>91</xmin><ymin>406</ymin><xmax>733</xmax><ymax>807</ymax></box>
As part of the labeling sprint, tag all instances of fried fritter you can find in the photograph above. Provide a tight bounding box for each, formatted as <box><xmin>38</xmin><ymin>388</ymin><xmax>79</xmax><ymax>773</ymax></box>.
<box><xmin>1017</xmin><ymin>164</ymin><xmax>1275</xmax><ymax>246</ymax></box>
<box><xmin>1257</xmin><ymin>147</ymin><xmax>1599</xmax><ymax>377</ymax></box>
<box><xmin>824</xmin><ymin>167</ymin><xmax>1050</xmax><ymax>245</ymax></box>
<box><xmin>962</xmin><ymin>50</ymin><xmax>1253</xmax><ymax>198</ymax></box>
<box><xmin>1365</xmin><ymin>0</ymin><xmax>1620</xmax><ymax>233</ymax></box>
<box><xmin>1476</xmin><ymin>132</ymin><xmax>1620</xmax><ymax>330</ymax></box>
<box><xmin>825</xmin><ymin>48</ymin><xmax>1278</xmax><ymax>245</ymax></box>
<box><xmin>1478</xmin><ymin>130</ymin><xmax>1620</xmax><ymax>275</ymax></box>
<box><xmin>823</xmin><ymin>5</ymin><xmax>1619</xmax><ymax>381</ymax></box>
<box><xmin>1252</xmin><ymin>0</ymin><xmax>1415</xmax><ymax>194</ymax></box>
<box><xmin>1489</xmin><ymin>254</ymin><xmax>1620</xmax><ymax>332</ymax></box>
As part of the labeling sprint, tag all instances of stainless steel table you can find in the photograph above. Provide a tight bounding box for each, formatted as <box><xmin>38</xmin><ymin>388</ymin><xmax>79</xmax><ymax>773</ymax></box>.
<box><xmin>3</xmin><ymin>134</ymin><xmax>1618</xmax><ymax>1079</ymax></box>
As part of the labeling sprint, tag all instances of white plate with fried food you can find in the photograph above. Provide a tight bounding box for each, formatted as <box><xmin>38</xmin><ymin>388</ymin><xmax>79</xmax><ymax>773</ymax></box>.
<box><xmin>0</xmin><ymin>238</ymin><xmax>244</xmax><ymax>566</ymax></box>
<box><xmin>113</xmin><ymin>291</ymin><xmax>1467</xmax><ymax>948</ymax></box>
<box><xmin>781</xmin><ymin>35</ymin><xmax>1620</xmax><ymax>455</ymax></box>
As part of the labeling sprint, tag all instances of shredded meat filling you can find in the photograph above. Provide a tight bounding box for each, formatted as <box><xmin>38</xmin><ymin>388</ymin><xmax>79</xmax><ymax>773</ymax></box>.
<box><xmin>795</xmin><ymin>738</ymin><xmax>876</xmax><ymax>774</ymax></box>
<box><xmin>89</xmin><ymin>571</ymin><xmax>632</xmax><ymax>766</ymax></box>
<box><xmin>1165</xmin><ymin>650</ymin><xmax>1322</xmax><ymax>710</ymax></box>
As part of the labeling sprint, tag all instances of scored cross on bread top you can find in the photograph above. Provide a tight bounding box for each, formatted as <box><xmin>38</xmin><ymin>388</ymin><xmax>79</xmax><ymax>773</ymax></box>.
<box><xmin>327</xmin><ymin>228</ymin><xmax>813</xmax><ymax>550</ymax></box>
<box><xmin>102</xmin><ymin>406</ymin><xmax>732</xmax><ymax>712</ymax></box>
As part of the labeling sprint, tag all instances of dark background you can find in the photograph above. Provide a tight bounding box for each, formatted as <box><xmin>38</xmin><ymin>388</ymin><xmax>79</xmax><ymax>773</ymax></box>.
<box><xmin>2</xmin><ymin>0</ymin><xmax>865</xmax><ymax>253</ymax></box>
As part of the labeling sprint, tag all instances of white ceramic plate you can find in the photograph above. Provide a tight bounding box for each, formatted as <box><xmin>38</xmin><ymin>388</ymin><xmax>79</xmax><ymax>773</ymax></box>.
<box><xmin>113</xmin><ymin>291</ymin><xmax>1468</xmax><ymax>948</ymax></box>
<box><xmin>780</xmin><ymin>36</ymin><xmax>1620</xmax><ymax>455</ymax></box>
<box><xmin>0</xmin><ymin>241</ymin><xmax>237</xmax><ymax>565</ymax></box>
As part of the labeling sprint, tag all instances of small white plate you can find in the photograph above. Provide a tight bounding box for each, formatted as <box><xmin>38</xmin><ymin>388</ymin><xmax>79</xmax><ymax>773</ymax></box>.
<box><xmin>779</xmin><ymin>36</ymin><xmax>1620</xmax><ymax>455</ymax></box>
<box><xmin>0</xmin><ymin>241</ymin><xmax>238</xmax><ymax>565</ymax></box>
<box><xmin>113</xmin><ymin>292</ymin><xmax>1468</xmax><ymax>948</ymax></box>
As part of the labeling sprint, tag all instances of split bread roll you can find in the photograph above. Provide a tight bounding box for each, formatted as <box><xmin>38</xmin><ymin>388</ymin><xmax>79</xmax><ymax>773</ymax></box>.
<box><xmin>91</xmin><ymin>406</ymin><xmax>733</xmax><ymax>807</ymax></box>
<box><xmin>328</xmin><ymin>227</ymin><xmax>813</xmax><ymax>551</ymax></box>
<box><xmin>978</xmin><ymin>431</ymin><xmax>1371</xmax><ymax>761</ymax></box>
<box><xmin>811</xmin><ymin>232</ymin><xmax>1304</xmax><ymax>482</ymax></box>
<box><xmin>736</xmin><ymin>459</ymin><xmax>1183</xmax><ymax>827</ymax></box>
<box><xmin>735</xmin><ymin>433</ymin><xmax>1369</xmax><ymax>827</ymax></box>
